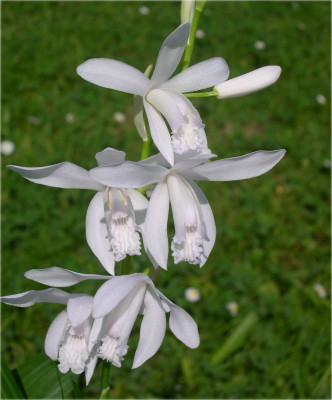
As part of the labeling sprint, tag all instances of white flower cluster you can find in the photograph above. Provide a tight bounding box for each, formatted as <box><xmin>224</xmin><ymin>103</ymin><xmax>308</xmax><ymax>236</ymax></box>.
<box><xmin>2</xmin><ymin>20</ymin><xmax>285</xmax><ymax>386</ymax></box>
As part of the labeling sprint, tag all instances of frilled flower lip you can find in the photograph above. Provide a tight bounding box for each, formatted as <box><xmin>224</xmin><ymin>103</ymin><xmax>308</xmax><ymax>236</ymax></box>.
<box><xmin>76</xmin><ymin>22</ymin><xmax>230</xmax><ymax>165</ymax></box>
<box><xmin>7</xmin><ymin>147</ymin><xmax>148</xmax><ymax>276</ymax></box>
<box><xmin>89</xmin><ymin>149</ymin><xmax>286</xmax><ymax>269</ymax></box>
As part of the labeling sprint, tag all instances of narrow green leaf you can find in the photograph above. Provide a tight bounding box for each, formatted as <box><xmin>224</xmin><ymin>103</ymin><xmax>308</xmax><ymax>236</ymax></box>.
<box><xmin>211</xmin><ymin>312</ymin><xmax>258</xmax><ymax>365</ymax></box>
<box><xmin>17</xmin><ymin>353</ymin><xmax>76</xmax><ymax>399</ymax></box>
<box><xmin>1</xmin><ymin>359</ymin><xmax>27</xmax><ymax>399</ymax></box>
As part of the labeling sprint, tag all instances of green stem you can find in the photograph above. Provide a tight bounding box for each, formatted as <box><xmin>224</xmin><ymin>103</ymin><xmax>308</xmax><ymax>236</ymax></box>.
<box><xmin>149</xmin><ymin>266</ymin><xmax>161</xmax><ymax>282</ymax></box>
<box><xmin>140</xmin><ymin>136</ymin><xmax>151</xmax><ymax>160</ymax></box>
<box><xmin>121</xmin><ymin>256</ymin><xmax>131</xmax><ymax>275</ymax></box>
<box><xmin>185</xmin><ymin>90</ymin><xmax>218</xmax><ymax>98</ymax></box>
<box><xmin>99</xmin><ymin>361</ymin><xmax>111</xmax><ymax>399</ymax></box>
<box><xmin>182</xmin><ymin>0</ymin><xmax>207</xmax><ymax>71</ymax></box>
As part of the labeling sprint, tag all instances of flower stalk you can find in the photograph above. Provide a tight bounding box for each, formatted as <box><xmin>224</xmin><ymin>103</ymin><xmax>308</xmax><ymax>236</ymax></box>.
<box><xmin>182</xmin><ymin>1</ymin><xmax>207</xmax><ymax>71</ymax></box>
<box><xmin>100</xmin><ymin>360</ymin><xmax>111</xmax><ymax>399</ymax></box>
<box><xmin>185</xmin><ymin>90</ymin><xmax>218</xmax><ymax>98</ymax></box>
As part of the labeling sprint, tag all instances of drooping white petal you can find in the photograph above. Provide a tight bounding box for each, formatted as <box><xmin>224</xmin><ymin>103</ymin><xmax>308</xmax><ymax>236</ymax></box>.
<box><xmin>150</xmin><ymin>22</ymin><xmax>191</xmax><ymax>86</ymax></box>
<box><xmin>0</xmin><ymin>288</ymin><xmax>70</xmax><ymax>307</ymax></box>
<box><xmin>95</xmin><ymin>147</ymin><xmax>126</xmax><ymax>167</ymax></box>
<box><xmin>44</xmin><ymin>310</ymin><xmax>68</xmax><ymax>360</ymax></box>
<box><xmin>188</xmin><ymin>150</ymin><xmax>286</xmax><ymax>181</ymax></box>
<box><xmin>93</xmin><ymin>274</ymin><xmax>149</xmax><ymax>318</ymax></box>
<box><xmin>85</xmin><ymin>346</ymin><xmax>99</xmax><ymax>385</ymax></box>
<box><xmin>167</xmin><ymin>173</ymin><xmax>188</xmax><ymax>243</ymax></box>
<box><xmin>144</xmin><ymin>183</ymin><xmax>170</xmax><ymax>270</ymax></box>
<box><xmin>86</xmin><ymin>192</ymin><xmax>115</xmax><ymax>275</ymax></box>
<box><xmin>161</xmin><ymin>57</ymin><xmax>229</xmax><ymax>93</ymax></box>
<box><xmin>214</xmin><ymin>66</ymin><xmax>282</xmax><ymax>99</ymax></box>
<box><xmin>158</xmin><ymin>291</ymin><xmax>199</xmax><ymax>348</ymax></box>
<box><xmin>132</xmin><ymin>288</ymin><xmax>166</xmax><ymax>369</ymax></box>
<box><xmin>143</xmin><ymin>99</ymin><xmax>174</xmax><ymax>166</ymax></box>
<box><xmin>88</xmin><ymin>316</ymin><xmax>105</xmax><ymax>352</ymax></box>
<box><xmin>126</xmin><ymin>189</ymin><xmax>149</xmax><ymax>230</ymax></box>
<box><xmin>7</xmin><ymin>163</ymin><xmax>104</xmax><ymax>191</ymax></box>
<box><xmin>133</xmin><ymin>95</ymin><xmax>148</xmax><ymax>141</ymax></box>
<box><xmin>174</xmin><ymin>152</ymin><xmax>216</xmax><ymax>171</ymax></box>
<box><xmin>24</xmin><ymin>267</ymin><xmax>110</xmax><ymax>287</ymax></box>
<box><xmin>77</xmin><ymin>58</ymin><xmax>150</xmax><ymax>96</ymax></box>
<box><xmin>90</xmin><ymin>160</ymin><xmax>167</xmax><ymax>188</ymax></box>
<box><xmin>186</xmin><ymin>179</ymin><xmax>216</xmax><ymax>267</ymax></box>
<box><xmin>67</xmin><ymin>295</ymin><xmax>93</xmax><ymax>328</ymax></box>
<box><xmin>146</xmin><ymin>89</ymin><xmax>185</xmax><ymax>132</ymax></box>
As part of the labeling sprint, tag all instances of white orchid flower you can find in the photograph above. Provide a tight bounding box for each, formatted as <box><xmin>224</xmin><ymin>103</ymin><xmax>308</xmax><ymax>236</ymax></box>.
<box><xmin>90</xmin><ymin>149</ymin><xmax>286</xmax><ymax>269</ymax></box>
<box><xmin>0</xmin><ymin>287</ymin><xmax>98</xmax><ymax>381</ymax></box>
<box><xmin>76</xmin><ymin>22</ymin><xmax>230</xmax><ymax>165</ymax></box>
<box><xmin>4</xmin><ymin>267</ymin><xmax>199</xmax><ymax>383</ymax></box>
<box><xmin>7</xmin><ymin>148</ymin><xmax>148</xmax><ymax>275</ymax></box>
<box><xmin>214</xmin><ymin>66</ymin><xmax>282</xmax><ymax>99</ymax></box>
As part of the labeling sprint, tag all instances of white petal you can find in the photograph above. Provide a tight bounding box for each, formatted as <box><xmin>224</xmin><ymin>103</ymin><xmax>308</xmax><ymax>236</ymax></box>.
<box><xmin>167</xmin><ymin>174</ymin><xmax>187</xmax><ymax>243</ymax></box>
<box><xmin>188</xmin><ymin>150</ymin><xmax>286</xmax><ymax>181</ymax></box>
<box><xmin>88</xmin><ymin>316</ymin><xmax>104</xmax><ymax>352</ymax></box>
<box><xmin>150</xmin><ymin>22</ymin><xmax>191</xmax><ymax>86</ymax></box>
<box><xmin>139</xmin><ymin>153</ymin><xmax>170</xmax><ymax>168</ymax></box>
<box><xmin>132</xmin><ymin>288</ymin><xmax>166</xmax><ymax>369</ymax></box>
<box><xmin>44</xmin><ymin>310</ymin><xmax>68</xmax><ymax>360</ymax></box>
<box><xmin>174</xmin><ymin>152</ymin><xmax>216</xmax><ymax>171</ymax></box>
<box><xmin>67</xmin><ymin>295</ymin><xmax>93</xmax><ymax>328</ymax></box>
<box><xmin>85</xmin><ymin>347</ymin><xmax>99</xmax><ymax>385</ymax></box>
<box><xmin>86</xmin><ymin>192</ymin><xmax>115</xmax><ymax>275</ymax></box>
<box><xmin>215</xmin><ymin>66</ymin><xmax>282</xmax><ymax>99</ymax></box>
<box><xmin>90</xmin><ymin>161</ymin><xmax>167</xmax><ymax>188</ymax></box>
<box><xmin>77</xmin><ymin>58</ymin><xmax>150</xmax><ymax>96</ymax></box>
<box><xmin>95</xmin><ymin>148</ymin><xmax>126</xmax><ymax>167</ymax></box>
<box><xmin>143</xmin><ymin>100</ymin><xmax>174</xmax><ymax>166</ymax></box>
<box><xmin>146</xmin><ymin>89</ymin><xmax>184</xmax><ymax>132</ymax></box>
<box><xmin>24</xmin><ymin>266</ymin><xmax>110</xmax><ymax>287</ymax></box>
<box><xmin>161</xmin><ymin>58</ymin><xmax>229</xmax><ymax>93</ymax></box>
<box><xmin>133</xmin><ymin>95</ymin><xmax>148</xmax><ymax>141</ymax></box>
<box><xmin>158</xmin><ymin>291</ymin><xmax>199</xmax><ymax>348</ymax></box>
<box><xmin>7</xmin><ymin>163</ymin><xmax>103</xmax><ymax>191</ymax></box>
<box><xmin>126</xmin><ymin>189</ymin><xmax>149</xmax><ymax>230</ymax></box>
<box><xmin>0</xmin><ymin>288</ymin><xmax>70</xmax><ymax>307</ymax></box>
<box><xmin>93</xmin><ymin>274</ymin><xmax>149</xmax><ymax>318</ymax></box>
<box><xmin>143</xmin><ymin>183</ymin><xmax>170</xmax><ymax>270</ymax></box>
<box><xmin>186</xmin><ymin>179</ymin><xmax>216</xmax><ymax>267</ymax></box>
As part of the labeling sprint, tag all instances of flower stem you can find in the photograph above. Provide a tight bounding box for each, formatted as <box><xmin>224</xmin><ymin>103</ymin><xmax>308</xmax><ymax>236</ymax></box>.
<box><xmin>182</xmin><ymin>0</ymin><xmax>207</xmax><ymax>71</ymax></box>
<box><xmin>140</xmin><ymin>136</ymin><xmax>151</xmax><ymax>160</ymax></box>
<box><xmin>185</xmin><ymin>90</ymin><xmax>218</xmax><ymax>98</ymax></box>
<box><xmin>100</xmin><ymin>361</ymin><xmax>111</xmax><ymax>399</ymax></box>
<box><xmin>121</xmin><ymin>256</ymin><xmax>131</xmax><ymax>275</ymax></box>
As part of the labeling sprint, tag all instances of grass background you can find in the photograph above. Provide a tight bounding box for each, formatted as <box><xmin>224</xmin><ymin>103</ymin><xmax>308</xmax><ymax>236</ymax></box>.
<box><xmin>1</xmin><ymin>1</ymin><xmax>330</xmax><ymax>398</ymax></box>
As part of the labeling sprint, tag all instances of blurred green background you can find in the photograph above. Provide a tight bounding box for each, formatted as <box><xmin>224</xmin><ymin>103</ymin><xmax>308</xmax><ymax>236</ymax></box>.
<box><xmin>1</xmin><ymin>1</ymin><xmax>330</xmax><ymax>398</ymax></box>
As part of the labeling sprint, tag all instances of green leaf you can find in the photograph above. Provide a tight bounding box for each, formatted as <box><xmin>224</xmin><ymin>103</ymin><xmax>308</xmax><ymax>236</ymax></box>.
<box><xmin>211</xmin><ymin>312</ymin><xmax>258</xmax><ymax>365</ymax></box>
<box><xmin>1</xmin><ymin>359</ymin><xmax>27</xmax><ymax>399</ymax></box>
<box><xmin>17</xmin><ymin>353</ymin><xmax>77</xmax><ymax>399</ymax></box>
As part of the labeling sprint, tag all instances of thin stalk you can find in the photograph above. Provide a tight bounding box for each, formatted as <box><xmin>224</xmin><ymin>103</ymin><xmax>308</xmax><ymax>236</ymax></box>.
<box><xmin>121</xmin><ymin>256</ymin><xmax>131</xmax><ymax>275</ymax></box>
<box><xmin>99</xmin><ymin>361</ymin><xmax>111</xmax><ymax>399</ymax></box>
<box><xmin>182</xmin><ymin>0</ymin><xmax>207</xmax><ymax>71</ymax></box>
<box><xmin>140</xmin><ymin>136</ymin><xmax>152</xmax><ymax>160</ymax></box>
<box><xmin>185</xmin><ymin>90</ymin><xmax>218</xmax><ymax>98</ymax></box>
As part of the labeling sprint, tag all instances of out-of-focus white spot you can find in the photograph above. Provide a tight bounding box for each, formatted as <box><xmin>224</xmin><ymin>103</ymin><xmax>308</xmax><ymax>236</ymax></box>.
<box><xmin>254</xmin><ymin>40</ymin><xmax>266</xmax><ymax>50</ymax></box>
<box><xmin>113</xmin><ymin>112</ymin><xmax>126</xmax><ymax>123</ymax></box>
<box><xmin>1</xmin><ymin>140</ymin><xmax>15</xmax><ymax>155</ymax></box>
<box><xmin>313</xmin><ymin>283</ymin><xmax>327</xmax><ymax>298</ymax></box>
<box><xmin>316</xmin><ymin>94</ymin><xmax>327</xmax><ymax>105</ymax></box>
<box><xmin>139</xmin><ymin>6</ymin><xmax>150</xmax><ymax>15</ymax></box>
<box><xmin>226</xmin><ymin>301</ymin><xmax>239</xmax><ymax>317</ymax></box>
<box><xmin>195</xmin><ymin>29</ymin><xmax>205</xmax><ymax>39</ymax></box>
<box><xmin>185</xmin><ymin>287</ymin><xmax>200</xmax><ymax>302</ymax></box>
<box><xmin>65</xmin><ymin>112</ymin><xmax>75</xmax><ymax>123</ymax></box>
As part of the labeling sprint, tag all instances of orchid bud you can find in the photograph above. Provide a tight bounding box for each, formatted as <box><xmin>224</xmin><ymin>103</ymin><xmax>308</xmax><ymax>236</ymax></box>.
<box><xmin>214</xmin><ymin>66</ymin><xmax>281</xmax><ymax>99</ymax></box>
